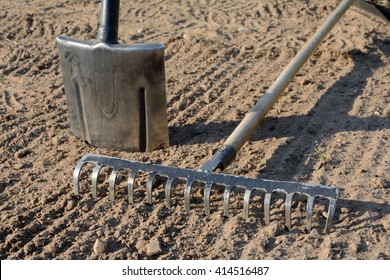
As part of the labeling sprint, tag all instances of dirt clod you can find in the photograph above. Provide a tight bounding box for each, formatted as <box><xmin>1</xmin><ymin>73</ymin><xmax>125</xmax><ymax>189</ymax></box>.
<box><xmin>66</xmin><ymin>200</ymin><xmax>77</xmax><ymax>211</ymax></box>
<box><xmin>340</xmin><ymin>207</ymin><xmax>351</xmax><ymax>214</ymax></box>
<box><xmin>264</xmin><ymin>222</ymin><xmax>284</xmax><ymax>237</ymax></box>
<box><xmin>146</xmin><ymin>238</ymin><xmax>162</xmax><ymax>257</ymax></box>
<box><xmin>372</xmin><ymin>178</ymin><xmax>390</xmax><ymax>189</ymax></box>
<box><xmin>93</xmin><ymin>238</ymin><xmax>107</xmax><ymax>254</ymax></box>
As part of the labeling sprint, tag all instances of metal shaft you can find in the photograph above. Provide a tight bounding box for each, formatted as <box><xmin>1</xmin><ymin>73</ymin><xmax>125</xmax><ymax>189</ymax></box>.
<box><xmin>97</xmin><ymin>0</ymin><xmax>120</xmax><ymax>44</ymax></box>
<box><xmin>201</xmin><ymin>0</ymin><xmax>356</xmax><ymax>172</ymax></box>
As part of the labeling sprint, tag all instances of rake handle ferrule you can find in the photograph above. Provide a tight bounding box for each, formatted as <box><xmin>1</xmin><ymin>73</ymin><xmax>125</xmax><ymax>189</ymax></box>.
<box><xmin>97</xmin><ymin>0</ymin><xmax>120</xmax><ymax>44</ymax></box>
<box><xmin>200</xmin><ymin>145</ymin><xmax>236</xmax><ymax>172</ymax></box>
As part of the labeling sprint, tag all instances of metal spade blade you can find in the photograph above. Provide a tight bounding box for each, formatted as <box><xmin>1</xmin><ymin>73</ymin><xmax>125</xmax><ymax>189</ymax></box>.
<box><xmin>57</xmin><ymin>0</ymin><xmax>169</xmax><ymax>152</ymax></box>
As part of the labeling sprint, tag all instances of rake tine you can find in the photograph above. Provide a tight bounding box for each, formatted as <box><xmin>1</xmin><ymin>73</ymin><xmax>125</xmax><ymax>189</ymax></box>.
<box><xmin>325</xmin><ymin>197</ymin><xmax>337</xmax><ymax>234</ymax></box>
<box><xmin>285</xmin><ymin>193</ymin><xmax>294</xmax><ymax>230</ymax></box>
<box><xmin>223</xmin><ymin>186</ymin><xmax>232</xmax><ymax>216</ymax></box>
<box><xmin>184</xmin><ymin>180</ymin><xmax>193</xmax><ymax>212</ymax></box>
<box><xmin>306</xmin><ymin>195</ymin><xmax>315</xmax><ymax>232</ymax></box>
<box><xmin>73</xmin><ymin>160</ymin><xmax>87</xmax><ymax>195</ymax></box>
<box><xmin>73</xmin><ymin>154</ymin><xmax>340</xmax><ymax>233</ymax></box>
<box><xmin>109</xmin><ymin>170</ymin><xmax>118</xmax><ymax>201</ymax></box>
<box><xmin>243</xmin><ymin>189</ymin><xmax>252</xmax><ymax>219</ymax></box>
<box><xmin>164</xmin><ymin>177</ymin><xmax>175</xmax><ymax>208</ymax></box>
<box><xmin>127</xmin><ymin>171</ymin><xmax>137</xmax><ymax>204</ymax></box>
<box><xmin>91</xmin><ymin>165</ymin><xmax>103</xmax><ymax>200</ymax></box>
<box><xmin>67</xmin><ymin>0</ymin><xmax>371</xmax><ymax>234</ymax></box>
<box><xmin>146</xmin><ymin>173</ymin><xmax>158</xmax><ymax>204</ymax></box>
<box><xmin>264</xmin><ymin>193</ymin><xmax>272</xmax><ymax>225</ymax></box>
<box><xmin>204</xmin><ymin>183</ymin><xmax>212</xmax><ymax>215</ymax></box>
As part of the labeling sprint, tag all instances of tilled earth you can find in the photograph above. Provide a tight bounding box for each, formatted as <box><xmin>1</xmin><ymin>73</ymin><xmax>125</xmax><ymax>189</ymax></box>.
<box><xmin>0</xmin><ymin>0</ymin><xmax>389</xmax><ymax>260</ymax></box>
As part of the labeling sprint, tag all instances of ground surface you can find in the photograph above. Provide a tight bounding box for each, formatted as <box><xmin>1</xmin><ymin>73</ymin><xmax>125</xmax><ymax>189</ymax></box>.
<box><xmin>0</xmin><ymin>0</ymin><xmax>389</xmax><ymax>260</ymax></box>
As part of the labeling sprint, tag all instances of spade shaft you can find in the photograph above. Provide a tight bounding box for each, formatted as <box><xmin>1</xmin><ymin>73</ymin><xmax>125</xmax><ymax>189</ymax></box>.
<box><xmin>97</xmin><ymin>0</ymin><xmax>120</xmax><ymax>43</ymax></box>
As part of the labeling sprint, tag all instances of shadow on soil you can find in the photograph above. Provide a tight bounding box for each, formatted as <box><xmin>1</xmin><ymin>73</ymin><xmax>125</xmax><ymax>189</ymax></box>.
<box><xmin>170</xmin><ymin>38</ymin><xmax>389</xmax><ymax>180</ymax></box>
<box><xmin>169</xmin><ymin>38</ymin><xmax>389</xmax><ymax>239</ymax></box>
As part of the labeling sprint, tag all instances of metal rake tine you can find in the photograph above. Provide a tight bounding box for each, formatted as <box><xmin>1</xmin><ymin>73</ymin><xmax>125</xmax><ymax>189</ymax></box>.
<box><xmin>73</xmin><ymin>154</ymin><xmax>340</xmax><ymax>233</ymax></box>
<box><xmin>194</xmin><ymin>0</ymin><xmax>351</xmax><ymax>232</ymax></box>
<box><xmin>69</xmin><ymin>0</ymin><xmax>360</xmax><ymax>235</ymax></box>
<box><xmin>91</xmin><ymin>165</ymin><xmax>103</xmax><ymax>200</ymax></box>
<box><xmin>264</xmin><ymin>193</ymin><xmax>272</xmax><ymax>225</ymax></box>
<box><xmin>203</xmin><ymin>183</ymin><xmax>212</xmax><ymax>216</ymax></box>
<box><xmin>184</xmin><ymin>180</ymin><xmax>193</xmax><ymax>212</ymax></box>
<box><xmin>306</xmin><ymin>195</ymin><xmax>315</xmax><ymax>232</ymax></box>
<box><xmin>146</xmin><ymin>173</ymin><xmax>158</xmax><ymax>204</ymax></box>
<box><xmin>127</xmin><ymin>171</ymin><xmax>137</xmax><ymax>204</ymax></box>
<box><xmin>109</xmin><ymin>170</ymin><xmax>118</xmax><ymax>201</ymax></box>
<box><xmin>243</xmin><ymin>189</ymin><xmax>251</xmax><ymax>219</ymax></box>
<box><xmin>164</xmin><ymin>177</ymin><xmax>175</xmax><ymax>209</ymax></box>
<box><xmin>73</xmin><ymin>160</ymin><xmax>87</xmax><ymax>195</ymax></box>
<box><xmin>223</xmin><ymin>186</ymin><xmax>232</xmax><ymax>216</ymax></box>
<box><xmin>285</xmin><ymin>193</ymin><xmax>294</xmax><ymax>230</ymax></box>
<box><xmin>325</xmin><ymin>197</ymin><xmax>337</xmax><ymax>234</ymax></box>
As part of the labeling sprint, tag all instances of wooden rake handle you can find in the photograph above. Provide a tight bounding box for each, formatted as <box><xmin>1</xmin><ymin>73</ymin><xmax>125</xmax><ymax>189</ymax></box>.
<box><xmin>200</xmin><ymin>0</ymin><xmax>358</xmax><ymax>172</ymax></box>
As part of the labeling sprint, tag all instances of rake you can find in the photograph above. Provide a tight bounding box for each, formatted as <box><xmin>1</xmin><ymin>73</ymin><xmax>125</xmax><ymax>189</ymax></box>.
<box><xmin>72</xmin><ymin>0</ymin><xmax>388</xmax><ymax>234</ymax></box>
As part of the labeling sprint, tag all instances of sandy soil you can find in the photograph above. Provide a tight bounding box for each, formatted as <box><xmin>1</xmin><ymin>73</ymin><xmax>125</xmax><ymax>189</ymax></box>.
<box><xmin>0</xmin><ymin>0</ymin><xmax>389</xmax><ymax>260</ymax></box>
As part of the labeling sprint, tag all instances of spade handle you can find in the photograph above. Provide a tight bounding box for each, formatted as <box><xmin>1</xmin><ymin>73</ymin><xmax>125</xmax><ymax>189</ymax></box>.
<box><xmin>97</xmin><ymin>0</ymin><xmax>120</xmax><ymax>44</ymax></box>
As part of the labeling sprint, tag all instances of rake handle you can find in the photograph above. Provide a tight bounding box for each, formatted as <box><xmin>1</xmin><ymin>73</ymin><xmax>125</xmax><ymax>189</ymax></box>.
<box><xmin>97</xmin><ymin>0</ymin><xmax>120</xmax><ymax>44</ymax></box>
<box><xmin>200</xmin><ymin>0</ymin><xmax>357</xmax><ymax>172</ymax></box>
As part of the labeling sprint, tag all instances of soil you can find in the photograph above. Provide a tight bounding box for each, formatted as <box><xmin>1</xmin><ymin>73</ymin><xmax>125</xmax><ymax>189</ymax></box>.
<box><xmin>0</xmin><ymin>0</ymin><xmax>389</xmax><ymax>260</ymax></box>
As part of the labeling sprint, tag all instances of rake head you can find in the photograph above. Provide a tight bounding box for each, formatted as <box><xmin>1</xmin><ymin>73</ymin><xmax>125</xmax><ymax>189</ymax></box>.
<box><xmin>74</xmin><ymin>153</ymin><xmax>339</xmax><ymax>234</ymax></box>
